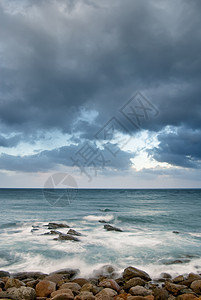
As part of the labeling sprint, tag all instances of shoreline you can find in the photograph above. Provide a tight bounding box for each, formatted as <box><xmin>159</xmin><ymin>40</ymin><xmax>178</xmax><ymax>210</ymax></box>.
<box><xmin>0</xmin><ymin>266</ymin><xmax>201</xmax><ymax>300</ymax></box>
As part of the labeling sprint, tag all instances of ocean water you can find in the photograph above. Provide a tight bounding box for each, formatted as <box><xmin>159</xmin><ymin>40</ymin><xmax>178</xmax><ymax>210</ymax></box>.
<box><xmin>0</xmin><ymin>188</ymin><xmax>201</xmax><ymax>278</ymax></box>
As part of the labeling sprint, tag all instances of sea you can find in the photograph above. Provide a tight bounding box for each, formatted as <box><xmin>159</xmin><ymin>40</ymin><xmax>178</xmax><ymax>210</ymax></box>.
<box><xmin>0</xmin><ymin>188</ymin><xmax>201</xmax><ymax>279</ymax></box>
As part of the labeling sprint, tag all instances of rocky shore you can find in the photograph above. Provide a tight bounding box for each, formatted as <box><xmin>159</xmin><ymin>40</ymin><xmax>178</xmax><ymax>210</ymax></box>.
<box><xmin>1</xmin><ymin>265</ymin><xmax>201</xmax><ymax>300</ymax></box>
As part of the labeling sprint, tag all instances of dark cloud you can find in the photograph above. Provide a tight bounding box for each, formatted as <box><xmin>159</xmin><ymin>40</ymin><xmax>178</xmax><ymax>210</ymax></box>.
<box><xmin>0</xmin><ymin>142</ymin><xmax>133</xmax><ymax>172</ymax></box>
<box><xmin>151</xmin><ymin>127</ymin><xmax>201</xmax><ymax>168</ymax></box>
<box><xmin>0</xmin><ymin>0</ymin><xmax>201</xmax><ymax>173</ymax></box>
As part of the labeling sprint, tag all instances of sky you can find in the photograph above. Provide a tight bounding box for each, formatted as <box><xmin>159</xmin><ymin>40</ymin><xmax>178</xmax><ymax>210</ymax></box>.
<box><xmin>0</xmin><ymin>0</ymin><xmax>201</xmax><ymax>188</ymax></box>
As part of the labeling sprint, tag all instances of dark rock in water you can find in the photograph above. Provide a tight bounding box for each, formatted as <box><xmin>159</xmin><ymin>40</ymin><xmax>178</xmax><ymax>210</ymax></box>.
<box><xmin>104</xmin><ymin>224</ymin><xmax>123</xmax><ymax>232</ymax></box>
<box><xmin>173</xmin><ymin>231</ymin><xmax>180</xmax><ymax>234</ymax></box>
<box><xmin>32</xmin><ymin>225</ymin><xmax>40</xmax><ymax>228</ymax></box>
<box><xmin>12</xmin><ymin>272</ymin><xmax>47</xmax><ymax>280</ymax></box>
<box><xmin>99</xmin><ymin>220</ymin><xmax>108</xmax><ymax>223</ymax></box>
<box><xmin>92</xmin><ymin>265</ymin><xmax>117</xmax><ymax>279</ymax></box>
<box><xmin>67</xmin><ymin>229</ymin><xmax>82</xmax><ymax>236</ymax></box>
<box><xmin>49</xmin><ymin>268</ymin><xmax>80</xmax><ymax>279</ymax></box>
<box><xmin>123</xmin><ymin>266</ymin><xmax>151</xmax><ymax>281</ymax></box>
<box><xmin>46</xmin><ymin>222</ymin><xmax>69</xmax><ymax>229</ymax></box>
<box><xmin>53</xmin><ymin>233</ymin><xmax>80</xmax><ymax>241</ymax></box>
<box><xmin>0</xmin><ymin>270</ymin><xmax>10</xmax><ymax>278</ymax></box>
<box><xmin>43</xmin><ymin>230</ymin><xmax>62</xmax><ymax>235</ymax></box>
<box><xmin>31</xmin><ymin>228</ymin><xmax>39</xmax><ymax>232</ymax></box>
<box><xmin>165</xmin><ymin>259</ymin><xmax>190</xmax><ymax>265</ymax></box>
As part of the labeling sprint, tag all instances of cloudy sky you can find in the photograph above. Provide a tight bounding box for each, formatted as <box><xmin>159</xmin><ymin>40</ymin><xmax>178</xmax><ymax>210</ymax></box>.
<box><xmin>0</xmin><ymin>0</ymin><xmax>201</xmax><ymax>188</ymax></box>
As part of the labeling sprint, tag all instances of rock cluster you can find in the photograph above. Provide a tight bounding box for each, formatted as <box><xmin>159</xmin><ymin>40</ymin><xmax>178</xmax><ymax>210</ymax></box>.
<box><xmin>1</xmin><ymin>266</ymin><xmax>201</xmax><ymax>300</ymax></box>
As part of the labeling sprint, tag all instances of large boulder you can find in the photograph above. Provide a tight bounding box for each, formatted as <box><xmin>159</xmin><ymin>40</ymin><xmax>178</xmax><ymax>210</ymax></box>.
<box><xmin>35</xmin><ymin>280</ymin><xmax>56</xmax><ymax>297</ymax></box>
<box><xmin>129</xmin><ymin>286</ymin><xmax>152</xmax><ymax>296</ymax></box>
<box><xmin>152</xmin><ymin>287</ymin><xmax>169</xmax><ymax>300</ymax></box>
<box><xmin>72</xmin><ymin>278</ymin><xmax>89</xmax><ymax>287</ymax></box>
<box><xmin>190</xmin><ymin>280</ymin><xmax>201</xmax><ymax>294</ymax></box>
<box><xmin>104</xmin><ymin>225</ymin><xmax>123</xmax><ymax>232</ymax></box>
<box><xmin>123</xmin><ymin>267</ymin><xmax>151</xmax><ymax>281</ymax></box>
<box><xmin>60</xmin><ymin>282</ymin><xmax>81</xmax><ymax>295</ymax></box>
<box><xmin>7</xmin><ymin>286</ymin><xmax>36</xmax><ymax>300</ymax></box>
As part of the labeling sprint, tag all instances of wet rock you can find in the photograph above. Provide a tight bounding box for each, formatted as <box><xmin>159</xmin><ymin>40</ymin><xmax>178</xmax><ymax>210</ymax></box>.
<box><xmin>26</xmin><ymin>280</ymin><xmax>39</xmax><ymax>289</ymax></box>
<box><xmin>114</xmin><ymin>293</ymin><xmax>129</xmax><ymax>299</ymax></box>
<box><xmin>51</xmin><ymin>291</ymin><xmax>74</xmax><ymax>300</ymax></box>
<box><xmin>92</xmin><ymin>265</ymin><xmax>116</xmax><ymax>279</ymax></box>
<box><xmin>5</xmin><ymin>278</ymin><xmax>25</xmax><ymax>289</ymax></box>
<box><xmin>177</xmin><ymin>294</ymin><xmax>198</xmax><ymax>300</ymax></box>
<box><xmin>53</xmin><ymin>233</ymin><xmax>80</xmax><ymax>242</ymax></box>
<box><xmin>188</xmin><ymin>274</ymin><xmax>201</xmax><ymax>281</ymax></box>
<box><xmin>67</xmin><ymin>229</ymin><xmax>82</xmax><ymax>236</ymax></box>
<box><xmin>49</xmin><ymin>268</ymin><xmax>79</xmax><ymax>279</ymax></box>
<box><xmin>104</xmin><ymin>225</ymin><xmax>123</xmax><ymax>232</ymax></box>
<box><xmin>74</xmin><ymin>291</ymin><xmax>95</xmax><ymax>299</ymax></box>
<box><xmin>0</xmin><ymin>271</ymin><xmax>10</xmax><ymax>278</ymax></box>
<box><xmin>159</xmin><ymin>273</ymin><xmax>172</xmax><ymax>281</ymax></box>
<box><xmin>152</xmin><ymin>287</ymin><xmax>169</xmax><ymax>300</ymax></box>
<box><xmin>124</xmin><ymin>278</ymin><xmax>146</xmax><ymax>290</ymax></box>
<box><xmin>35</xmin><ymin>280</ymin><xmax>56</xmax><ymax>297</ymax></box>
<box><xmin>98</xmin><ymin>279</ymin><xmax>120</xmax><ymax>292</ymax></box>
<box><xmin>7</xmin><ymin>286</ymin><xmax>36</xmax><ymax>300</ymax></box>
<box><xmin>173</xmin><ymin>276</ymin><xmax>185</xmax><ymax>284</ymax></box>
<box><xmin>43</xmin><ymin>230</ymin><xmax>62</xmax><ymax>235</ymax></box>
<box><xmin>43</xmin><ymin>274</ymin><xmax>65</xmax><ymax>284</ymax></box>
<box><xmin>180</xmin><ymin>289</ymin><xmax>195</xmax><ymax>294</ymax></box>
<box><xmin>46</xmin><ymin>223</ymin><xmax>69</xmax><ymax>229</ymax></box>
<box><xmin>165</xmin><ymin>282</ymin><xmax>186</xmax><ymax>295</ymax></box>
<box><xmin>123</xmin><ymin>267</ymin><xmax>151</xmax><ymax>281</ymax></box>
<box><xmin>172</xmin><ymin>231</ymin><xmax>180</xmax><ymax>234</ymax></box>
<box><xmin>190</xmin><ymin>280</ymin><xmax>201</xmax><ymax>294</ymax></box>
<box><xmin>72</xmin><ymin>278</ymin><xmax>89</xmax><ymax>287</ymax></box>
<box><xmin>59</xmin><ymin>282</ymin><xmax>81</xmax><ymax>294</ymax></box>
<box><xmin>0</xmin><ymin>280</ymin><xmax>5</xmax><ymax>289</ymax></box>
<box><xmin>12</xmin><ymin>272</ymin><xmax>47</xmax><ymax>280</ymax></box>
<box><xmin>129</xmin><ymin>286</ymin><xmax>152</xmax><ymax>296</ymax></box>
<box><xmin>51</xmin><ymin>289</ymin><xmax>75</xmax><ymax>298</ymax></box>
<box><xmin>99</xmin><ymin>220</ymin><xmax>108</xmax><ymax>224</ymax></box>
<box><xmin>95</xmin><ymin>287</ymin><xmax>117</xmax><ymax>299</ymax></box>
<box><xmin>127</xmin><ymin>297</ymin><xmax>147</xmax><ymax>300</ymax></box>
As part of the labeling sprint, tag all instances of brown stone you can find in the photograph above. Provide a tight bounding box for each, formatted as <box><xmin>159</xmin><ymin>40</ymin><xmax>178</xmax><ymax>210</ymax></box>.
<box><xmin>129</xmin><ymin>286</ymin><xmax>152</xmax><ymax>297</ymax></box>
<box><xmin>35</xmin><ymin>280</ymin><xmax>56</xmax><ymax>297</ymax></box>
<box><xmin>145</xmin><ymin>296</ymin><xmax>154</xmax><ymax>300</ymax></box>
<box><xmin>5</xmin><ymin>278</ymin><xmax>25</xmax><ymax>289</ymax></box>
<box><xmin>127</xmin><ymin>297</ymin><xmax>146</xmax><ymax>300</ymax></box>
<box><xmin>74</xmin><ymin>291</ymin><xmax>95</xmax><ymax>299</ymax></box>
<box><xmin>59</xmin><ymin>282</ymin><xmax>81</xmax><ymax>292</ymax></box>
<box><xmin>51</xmin><ymin>289</ymin><xmax>74</xmax><ymax>298</ymax></box>
<box><xmin>51</xmin><ymin>292</ymin><xmax>74</xmax><ymax>300</ymax></box>
<box><xmin>177</xmin><ymin>294</ymin><xmax>197</xmax><ymax>300</ymax></box>
<box><xmin>124</xmin><ymin>278</ymin><xmax>146</xmax><ymax>290</ymax></box>
<box><xmin>190</xmin><ymin>280</ymin><xmax>201</xmax><ymax>294</ymax></box>
<box><xmin>26</xmin><ymin>280</ymin><xmax>39</xmax><ymax>288</ymax></box>
<box><xmin>173</xmin><ymin>276</ymin><xmax>185</xmax><ymax>284</ymax></box>
<box><xmin>99</xmin><ymin>279</ymin><xmax>120</xmax><ymax>292</ymax></box>
<box><xmin>165</xmin><ymin>282</ymin><xmax>186</xmax><ymax>295</ymax></box>
<box><xmin>114</xmin><ymin>293</ymin><xmax>129</xmax><ymax>299</ymax></box>
<box><xmin>95</xmin><ymin>287</ymin><xmax>117</xmax><ymax>299</ymax></box>
<box><xmin>123</xmin><ymin>267</ymin><xmax>151</xmax><ymax>281</ymax></box>
<box><xmin>153</xmin><ymin>287</ymin><xmax>169</xmax><ymax>300</ymax></box>
<box><xmin>44</xmin><ymin>274</ymin><xmax>65</xmax><ymax>284</ymax></box>
<box><xmin>72</xmin><ymin>278</ymin><xmax>89</xmax><ymax>287</ymax></box>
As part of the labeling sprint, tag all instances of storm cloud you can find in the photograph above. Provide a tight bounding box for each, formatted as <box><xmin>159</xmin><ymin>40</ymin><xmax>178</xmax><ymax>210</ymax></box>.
<box><xmin>0</xmin><ymin>0</ymin><xmax>201</xmax><ymax>186</ymax></box>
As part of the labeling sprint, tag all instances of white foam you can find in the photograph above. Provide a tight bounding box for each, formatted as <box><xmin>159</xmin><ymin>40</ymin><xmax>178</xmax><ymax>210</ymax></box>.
<box><xmin>83</xmin><ymin>215</ymin><xmax>114</xmax><ymax>222</ymax></box>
